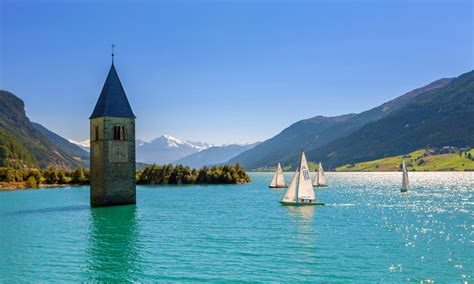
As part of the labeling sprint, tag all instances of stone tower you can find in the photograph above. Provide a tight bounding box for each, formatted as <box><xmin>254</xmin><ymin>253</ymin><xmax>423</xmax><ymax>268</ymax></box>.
<box><xmin>89</xmin><ymin>62</ymin><xmax>136</xmax><ymax>207</ymax></box>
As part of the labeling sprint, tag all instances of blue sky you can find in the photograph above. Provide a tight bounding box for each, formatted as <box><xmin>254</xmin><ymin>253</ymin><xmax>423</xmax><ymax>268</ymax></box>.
<box><xmin>1</xmin><ymin>0</ymin><xmax>472</xmax><ymax>144</ymax></box>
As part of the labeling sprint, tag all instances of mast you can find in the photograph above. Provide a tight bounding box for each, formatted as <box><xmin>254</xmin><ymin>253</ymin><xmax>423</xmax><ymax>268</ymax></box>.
<box><xmin>276</xmin><ymin>163</ymin><xmax>280</xmax><ymax>186</ymax></box>
<box><xmin>317</xmin><ymin>162</ymin><xmax>321</xmax><ymax>185</ymax></box>
<box><xmin>295</xmin><ymin>151</ymin><xmax>304</xmax><ymax>203</ymax></box>
<box><xmin>319</xmin><ymin>163</ymin><xmax>322</xmax><ymax>180</ymax></box>
<box><xmin>295</xmin><ymin>168</ymin><xmax>299</xmax><ymax>203</ymax></box>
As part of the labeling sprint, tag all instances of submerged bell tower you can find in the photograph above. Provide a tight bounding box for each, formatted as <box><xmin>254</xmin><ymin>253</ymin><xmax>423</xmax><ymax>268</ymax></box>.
<box><xmin>89</xmin><ymin>50</ymin><xmax>136</xmax><ymax>207</ymax></box>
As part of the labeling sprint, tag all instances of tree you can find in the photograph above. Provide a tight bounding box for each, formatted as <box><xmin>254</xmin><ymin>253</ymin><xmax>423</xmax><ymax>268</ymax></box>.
<box><xmin>0</xmin><ymin>168</ymin><xmax>16</xmax><ymax>182</ymax></box>
<box><xmin>71</xmin><ymin>167</ymin><xmax>86</xmax><ymax>184</ymax></box>
<box><xmin>57</xmin><ymin>170</ymin><xmax>67</xmax><ymax>184</ymax></box>
<box><xmin>26</xmin><ymin>176</ymin><xmax>37</xmax><ymax>188</ymax></box>
<box><xmin>44</xmin><ymin>168</ymin><xmax>59</xmax><ymax>184</ymax></box>
<box><xmin>27</xmin><ymin>170</ymin><xmax>42</xmax><ymax>184</ymax></box>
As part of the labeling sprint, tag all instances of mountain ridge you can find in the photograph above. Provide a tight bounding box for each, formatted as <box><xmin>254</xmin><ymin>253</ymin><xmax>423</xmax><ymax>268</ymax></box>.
<box><xmin>229</xmin><ymin>77</ymin><xmax>453</xmax><ymax>170</ymax></box>
<box><xmin>174</xmin><ymin>142</ymin><xmax>260</xmax><ymax>168</ymax></box>
<box><xmin>0</xmin><ymin>90</ymin><xmax>81</xmax><ymax>169</ymax></box>
<box><xmin>304</xmin><ymin>71</ymin><xmax>473</xmax><ymax>169</ymax></box>
<box><xmin>32</xmin><ymin>122</ymin><xmax>90</xmax><ymax>167</ymax></box>
<box><xmin>136</xmin><ymin>134</ymin><xmax>214</xmax><ymax>164</ymax></box>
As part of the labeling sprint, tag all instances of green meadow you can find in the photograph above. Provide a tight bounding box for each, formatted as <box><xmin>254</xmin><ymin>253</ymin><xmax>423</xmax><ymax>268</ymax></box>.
<box><xmin>336</xmin><ymin>149</ymin><xmax>474</xmax><ymax>172</ymax></box>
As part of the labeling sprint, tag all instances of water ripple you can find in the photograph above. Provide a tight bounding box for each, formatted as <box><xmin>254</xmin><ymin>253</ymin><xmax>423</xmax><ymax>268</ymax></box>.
<box><xmin>0</xmin><ymin>172</ymin><xmax>472</xmax><ymax>282</ymax></box>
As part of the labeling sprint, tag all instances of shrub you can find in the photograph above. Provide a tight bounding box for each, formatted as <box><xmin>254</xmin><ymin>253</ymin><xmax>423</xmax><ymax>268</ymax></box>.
<box><xmin>71</xmin><ymin>167</ymin><xmax>86</xmax><ymax>184</ymax></box>
<box><xmin>26</xmin><ymin>176</ymin><xmax>37</xmax><ymax>188</ymax></box>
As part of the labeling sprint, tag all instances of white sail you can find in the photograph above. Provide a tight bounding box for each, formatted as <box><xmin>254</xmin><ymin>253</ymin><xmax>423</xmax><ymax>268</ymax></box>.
<box><xmin>270</xmin><ymin>163</ymin><xmax>286</xmax><ymax>187</ymax></box>
<box><xmin>269</xmin><ymin>168</ymin><xmax>277</xmax><ymax>187</ymax></box>
<box><xmin>314</xmin><ymin>162</ymin><xmax>327</xmax><ymax>186</ymax></box>
<box><xmin>401</xmin><ymin>160</ymin><xmax>409</xmax><ymax>191</ymax></box>
<box><xmin>276</xmin><ymin>163</ymin><xmax>285</xmax><ymax>187</ymax></box>
<box><xmin>297</xmin><ymin>151</ymin><xmax>315</xmax><ymax>200</ymax></box>
<box><xmin>282</xmin><ymin>170</ymin><xmax>298</xmax><ymax>202</ymax></box>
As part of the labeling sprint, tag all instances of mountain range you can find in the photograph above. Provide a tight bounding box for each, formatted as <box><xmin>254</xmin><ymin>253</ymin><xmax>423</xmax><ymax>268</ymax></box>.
<box><xmin>174</xmin><ymin>142</ymin><xmax>260</xmax><ymax>168</ymax></box>
<box><xmin>0</xmin><ymin>89</ymin><xmax>254</xmax><ymax>169</ymax></box>
<box><xmin>67</xmin><ymin>139</ymin><xmax>90</xmax><ymax>152</ymax></box>
<box><xmin>1</xmin><ymin>70</ymin><xmax>472</xmax><ymax>171</ymax></box>
<box><xmin>305</xmin><ymin>71</ymin><xmax>474</xmax><ymax>168</ymax></box>
<box><xmin>229</xmin><ymin>77</ymin><xmax>454</xmax><ymax>169</ymax></box>
<box><xmin>135</xmin><ymin>135</ymin><xmax>213</xmax><ymax>164</ymax></box>
<box><xmin>32</xmin><ymin>122</ymin><xmax>90</xmax><ymax>167</ymax></box>
<box><xmin>67</xmin><ymin>134</ymin><xmax>258</xmax><ymax>167</ymax></box>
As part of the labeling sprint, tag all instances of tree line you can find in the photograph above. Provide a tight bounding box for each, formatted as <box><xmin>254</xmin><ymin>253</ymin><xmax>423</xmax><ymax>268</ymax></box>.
<box><xmin>0</xmin><ymin>163</ymin><xmax>250</xmax><ymax>188</ymax></box>
<box><xmin>137</xmin><ymin>164</ymin><xmax>250</xmax><ymax>185</ymax></box>
<box><xmin>0</xmin><ymin>167</ymin><xmax>88</xmax><ymax>188</ymax></box>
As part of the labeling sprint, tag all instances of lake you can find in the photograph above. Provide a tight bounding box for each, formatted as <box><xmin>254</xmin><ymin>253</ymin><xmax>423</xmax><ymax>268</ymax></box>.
<box><xmin>0</xmin><ymin>172</ymin><xmax>472</xmax><ymax>282</ymax></box>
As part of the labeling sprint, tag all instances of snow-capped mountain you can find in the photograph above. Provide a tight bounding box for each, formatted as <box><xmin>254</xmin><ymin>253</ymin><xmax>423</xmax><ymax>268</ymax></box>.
<box><xmin>136</xmin><ymin>139</ymin><xmax>147</xmax><ymax>147</ymax></box>
<box><xmin>69</xmin><ymin>134</ymin><xmax>249</xmax><ymax>167</ymax></box>
<box><xmin>68</xmin><ymin>139</ymin><xmax>149</xmax><ymax>152</ymax></box>
<box><xmin>68</xmin><ymin>139</ymin><xmax>91</xmax><ymax>152</ymax></box>
<box><xmin>136</xmin><ymin>134</ymin><xmax>213</xmax><ymax>164</ymax></box>
<box><xmin>174</xmin><ymin>142</ymin><xmax>260</xmax><ymax>168</ymax></box>
<box><xmin>157</xmin><ymin>134</ymin><xmax>213</xmax><ymax>151</ymax></box>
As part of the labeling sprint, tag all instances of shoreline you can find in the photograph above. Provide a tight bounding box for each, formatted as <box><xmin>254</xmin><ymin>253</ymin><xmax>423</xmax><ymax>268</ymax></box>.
<box><xmin>0</xmin><ymin>182</ymin><xmax>83</xmax><ymax>192</ymax></box>
<box><xmin>251</xmin><ymin>170</ymin><xmax>474</xmax><ymax>173</ymax></box>
<box><xmin>0</xmin><ymin>181</ymin><xmax>251</xmax><ymax>192</ymax></box>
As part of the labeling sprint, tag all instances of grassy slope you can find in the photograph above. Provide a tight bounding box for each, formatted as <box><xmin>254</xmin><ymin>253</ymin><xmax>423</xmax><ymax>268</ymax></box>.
<box><xmin>336</xmin><ymin>149</ymin><xmax>474</xmax><ymax>171</ymax></box>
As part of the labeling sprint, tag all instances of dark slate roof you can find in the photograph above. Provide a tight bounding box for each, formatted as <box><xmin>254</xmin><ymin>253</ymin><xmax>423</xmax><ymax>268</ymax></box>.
<box><xmin>90</xmin><ymin>63</ymin><xmax>136</xmax><ymax>119</ymax></box>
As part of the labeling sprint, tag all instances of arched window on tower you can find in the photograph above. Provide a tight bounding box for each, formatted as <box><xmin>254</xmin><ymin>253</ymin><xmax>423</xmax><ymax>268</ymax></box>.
<box><xmin>113</xmin><ymin>125</ymin><xmax>126</xmax><ymax>141</ymax></box>
<box><xmin>95</xmin><ymin>126</ymin><xmax>99</xmax><ymax>141</ymax></box>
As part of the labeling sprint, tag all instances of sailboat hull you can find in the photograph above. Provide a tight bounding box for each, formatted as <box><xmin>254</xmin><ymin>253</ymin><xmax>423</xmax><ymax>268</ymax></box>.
<box><xmin>313</xmin><ymin>184</ymin><xmax>327</xmax><ymax>187</ymax></box>
<box><xmin>400</xmin><ymin>188</ymin><xmax>408</xmax><ymax>193</ymax></box>
<box><xmin>269</xmin><ymin>185</ymin><xmax>287</xmax><ymax>188</ymax></box>
<box><xmin>279</xmin><ymin>201</ymin><xmax>325</xmax><ymax>206</ymax></box>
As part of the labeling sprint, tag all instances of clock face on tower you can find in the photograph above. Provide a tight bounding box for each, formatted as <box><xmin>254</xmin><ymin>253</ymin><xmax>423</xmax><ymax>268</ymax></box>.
<box><xmin>109</xmin><ymin>141</ymin><xmax>128</xmax><ymax>163</ymax></box>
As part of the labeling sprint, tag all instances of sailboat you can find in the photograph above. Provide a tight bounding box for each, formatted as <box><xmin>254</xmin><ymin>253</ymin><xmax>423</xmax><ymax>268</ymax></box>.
<box><xmin>313</xmin><ymin>162</ymin><xmax>327</xmax><ymax>187</ymax></box>
<box><xmin>280</xmin><ymin>151</ymin><xmax>325</xmax><ymax>206</ymax></box>
<box><xmin>269</xmin><ymin>162</ymin><xmax>286</xmax><ymax>188</ymax></box>
<box><xmin>401</xmin><ymin>160</ymin><xmax>409</xmax><ymax>192</ymax></box>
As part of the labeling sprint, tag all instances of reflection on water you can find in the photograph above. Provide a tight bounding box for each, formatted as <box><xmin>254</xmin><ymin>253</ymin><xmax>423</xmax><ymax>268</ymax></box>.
<box><xmin>283</xmin><ymin>205</ymin><xmax>317</xmax><ymax>246</ymax></box>
<box><xmin>85</xmin><ymin>205</ymin><xmax>142</xmax><ymax>282</ymax></box>
<box><xmin>284</xmin><ymin>205</ymin><xmax>315</xmax><ymax>221</ymax></box>
<box><xmin>3</xmin><ymin>205</ymin><xmax>89</xmax><ymax>217</ymax></box>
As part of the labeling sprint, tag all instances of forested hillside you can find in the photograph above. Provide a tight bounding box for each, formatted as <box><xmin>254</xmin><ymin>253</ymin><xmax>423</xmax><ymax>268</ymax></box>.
<box><xmin>230</xmin><ymin>78</ymin><xmax>452</xmax><ymax>170</ymax></box>
<box><xmin>305</xmin><ymin>71</ymin><xmax>474</xmax><ymax>169</ymax></box>
<box><xmin>0</xmin><ymin>90</ymin><xmax>81</xmax><ymax>169</ymax></box>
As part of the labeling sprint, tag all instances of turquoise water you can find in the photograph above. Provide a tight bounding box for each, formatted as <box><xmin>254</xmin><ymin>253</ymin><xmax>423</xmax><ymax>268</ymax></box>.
<box><xmin>0</xmin><ymin>172</ymin><xmax>472</xmax><ymax>282</ymax></box>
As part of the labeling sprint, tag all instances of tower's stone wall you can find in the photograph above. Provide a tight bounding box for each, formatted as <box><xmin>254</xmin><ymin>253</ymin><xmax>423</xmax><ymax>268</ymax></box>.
<box><xmin>90</xmin><ymin>117</ymin><xmax>136</xmax><ymax>207</ymax></box>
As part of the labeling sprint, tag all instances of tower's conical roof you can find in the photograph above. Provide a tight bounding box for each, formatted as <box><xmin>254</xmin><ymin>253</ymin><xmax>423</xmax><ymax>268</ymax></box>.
<box><xmin>90</xmin><ymin>63</ymin><xmax>136</xmax><ymax>119</ymax></box>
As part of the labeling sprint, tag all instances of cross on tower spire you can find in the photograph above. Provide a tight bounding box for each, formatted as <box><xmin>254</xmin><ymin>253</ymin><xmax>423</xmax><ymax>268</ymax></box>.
<box><xmin>111</xmin><ymin>44</ymin><xmax>115</xmax><ymax>63</ymax></box>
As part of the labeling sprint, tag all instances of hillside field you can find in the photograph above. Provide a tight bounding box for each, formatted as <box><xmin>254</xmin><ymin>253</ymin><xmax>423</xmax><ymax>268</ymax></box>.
<box><xmin>336</xmin><ymin>149</ymin><xmax>474</xmax><ymax>172</ymax></box>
